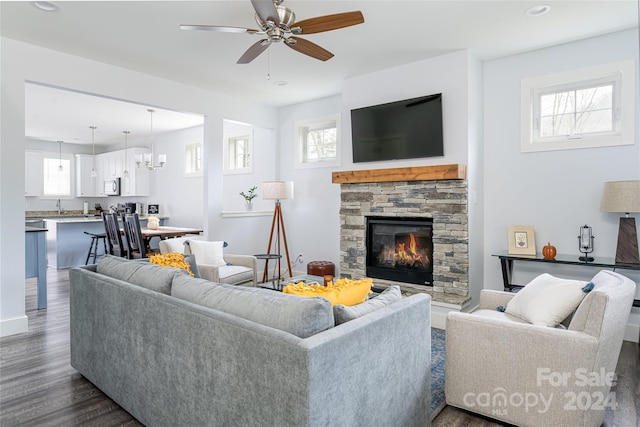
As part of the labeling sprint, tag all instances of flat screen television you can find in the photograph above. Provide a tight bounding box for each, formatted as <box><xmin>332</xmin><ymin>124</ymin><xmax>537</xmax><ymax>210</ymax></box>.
<box><xmin>350</xmin><ymin>93</ymin><xmax>443</xmax><ymax>163</ymax></box>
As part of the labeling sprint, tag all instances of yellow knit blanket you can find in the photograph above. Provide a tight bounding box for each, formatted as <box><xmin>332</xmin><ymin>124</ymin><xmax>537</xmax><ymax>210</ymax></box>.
<box><xmin>283</xmin><ymin>277</ymin><xmax>373</xmax><ymax>306</ymax></box>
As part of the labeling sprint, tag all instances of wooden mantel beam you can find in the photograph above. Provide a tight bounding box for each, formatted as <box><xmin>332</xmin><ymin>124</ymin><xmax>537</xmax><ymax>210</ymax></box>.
<box><xmin>331</xmin><ymin>164</ymin><xmax>466</xmax><ymax>184</ymax></box>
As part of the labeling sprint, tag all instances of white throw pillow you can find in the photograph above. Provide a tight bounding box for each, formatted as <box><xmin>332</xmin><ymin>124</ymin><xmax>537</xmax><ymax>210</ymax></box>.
<box><xmin>505</xmin><ymin>273</ymin><xmax>589</xmax><ymax>327</ymax></box>
<box><xmin>188</xmin><ymin>240</ymin><xmax>226</xmax><ymax>267</ymax></box>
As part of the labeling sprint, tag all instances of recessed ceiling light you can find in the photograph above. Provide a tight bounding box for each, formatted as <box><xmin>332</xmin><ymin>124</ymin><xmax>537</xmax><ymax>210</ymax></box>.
<box><xmin>525</xmin><ymin>4</ymin><xmax>551</xmax><ymax>17</ymax></box>
<box><xmin>31</xmin><ymin>1</ymin><xmax>59</xmax><ymax>12</ymax></box>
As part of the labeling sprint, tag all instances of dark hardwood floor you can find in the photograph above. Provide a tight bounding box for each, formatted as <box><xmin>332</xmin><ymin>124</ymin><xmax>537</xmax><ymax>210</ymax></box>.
<box><xmin>1</xmin><ymin>268</ymin><xmax>638</xmax><ymax>426</ymax></box>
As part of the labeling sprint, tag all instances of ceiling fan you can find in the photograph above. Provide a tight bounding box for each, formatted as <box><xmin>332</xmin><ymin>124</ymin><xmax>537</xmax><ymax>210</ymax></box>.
<box><xmin>180</xmin><ymin>0</ymin><xmax>364</xmax><ymax>64</ymax></box>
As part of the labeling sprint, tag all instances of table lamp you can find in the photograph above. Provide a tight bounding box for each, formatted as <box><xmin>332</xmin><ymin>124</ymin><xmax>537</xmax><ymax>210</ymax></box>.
<box><xmin>600</xmin><ymin>180</ymin><xmax>640</xmax><ymax>265</ymax></box>
<box><xmin>262</xmin><ymin>181</ymin><xmax>294</xmax><ymax>283</ymax></box>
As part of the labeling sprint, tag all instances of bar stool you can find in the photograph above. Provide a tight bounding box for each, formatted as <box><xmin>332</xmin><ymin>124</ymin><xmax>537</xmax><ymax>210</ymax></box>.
<box><xmin>84</xmin><ymin>231</ymin><xmax>107</xmax><ymax>265</ymax></box>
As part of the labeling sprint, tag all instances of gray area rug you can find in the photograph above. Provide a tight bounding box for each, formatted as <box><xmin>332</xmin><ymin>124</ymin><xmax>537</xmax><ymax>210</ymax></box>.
<box><xmin>431</xmin><ymin>328</ymin><xmax>446</xmax><ymax>420</ymax></box>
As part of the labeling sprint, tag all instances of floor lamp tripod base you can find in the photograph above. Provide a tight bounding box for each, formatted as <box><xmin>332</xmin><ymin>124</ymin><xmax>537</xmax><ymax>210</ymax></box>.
<box><xmin>262</xmin><ymin>202</ymin><xmax>293</xmax><ymax>284</ymax></box>
<box><xmin>615</xmin><ymin>217</ymin><xmax>640</xmax><ymax>265</ymax></box>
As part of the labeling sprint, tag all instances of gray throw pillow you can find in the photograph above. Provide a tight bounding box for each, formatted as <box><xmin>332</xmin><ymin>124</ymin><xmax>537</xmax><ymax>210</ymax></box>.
<box><xmin>333</xmin><ymin>285</ymin><xmax>402</xmax><ymax>325</ymax></box>
<box><xmin>183</xmin><ymin>254</ymin><xmax>201</xmax><ymax>278</ymax></box>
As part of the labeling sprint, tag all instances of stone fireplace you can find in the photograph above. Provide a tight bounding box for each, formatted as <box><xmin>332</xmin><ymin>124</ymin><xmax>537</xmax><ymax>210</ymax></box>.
<box><xmin>333</xmin><ymin>164</ymin><xmax>470</xmax><ymax>305</ymax></box>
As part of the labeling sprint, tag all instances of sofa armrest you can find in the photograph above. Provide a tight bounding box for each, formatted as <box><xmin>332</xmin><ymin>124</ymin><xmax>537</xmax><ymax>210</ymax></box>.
<box><xmin>197</xmin><ymin>263</ymin><xmax>220</xmax><ymax>283</ymax></box>
<box><xmin>478</xmin><ymin>289</ymin><xmax>515</xmax><ymax>310</ymax></box>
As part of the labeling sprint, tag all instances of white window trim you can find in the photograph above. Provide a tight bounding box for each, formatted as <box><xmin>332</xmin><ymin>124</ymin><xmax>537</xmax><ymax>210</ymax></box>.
<box><xmin>520</xmin><ymin>60</ymin><xmax>635</xmax><ymax>153</ymax></box>
<box><xmin>223</xmin><ymin>132</ymin><xmax>253</xmax><ymax>175</ymax></box>
<box><xmin>294</xmin><ymin>113</ymin><xmax>341</xmax><ymax>169</ymax></box>
<box><xmin>184</xmin><ymin>141</ymin><xmax>203</xmax><ymax>177</ymax></box>
<box><xmin>41</xmin><ymin>151</ymin><xmax>75</xmax><ymax>199</ymax></box>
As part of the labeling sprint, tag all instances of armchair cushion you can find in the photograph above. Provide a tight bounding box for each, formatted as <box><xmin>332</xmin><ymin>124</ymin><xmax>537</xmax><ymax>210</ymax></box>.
<box><xmin>188</xmin><ymin>240</ymin><xmax>226</xmax><ymax>267</ymax></box>
<box><xmin>505</xmin><ymin>273</ymin><xmax>590</xmax><ymax>327</ymax></box>
<box><xmin>218</xmin><ymin>265</ymin><xmax>253</xmax><ymax>283</ymax></box>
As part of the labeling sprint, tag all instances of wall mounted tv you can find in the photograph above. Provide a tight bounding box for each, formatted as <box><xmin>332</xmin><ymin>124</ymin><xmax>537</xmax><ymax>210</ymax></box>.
<box><xmin>350</xmin><ymin>93</ymin><xmax>443</xmax><ymax>163</ymax></box>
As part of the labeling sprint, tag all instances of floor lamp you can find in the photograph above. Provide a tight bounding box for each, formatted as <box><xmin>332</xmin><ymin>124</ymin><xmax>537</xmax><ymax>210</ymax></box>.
<box><xmin>262</xmin><ymin>181</ymin><xmax>294</xmax><ymax>283</ymax></box>
<box><xmin>600</xmin><ymin>180</ymin><xmax>640</xmax><ymax>265</ymax></box>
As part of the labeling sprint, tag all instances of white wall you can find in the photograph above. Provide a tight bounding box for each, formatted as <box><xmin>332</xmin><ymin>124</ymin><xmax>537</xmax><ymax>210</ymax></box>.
<box><xmin>151</xmin><ymin>125</ymin><xmax>204</xmax><ymax>229</ymax></box>
<box><xmin>483</xmin><ymin>29</ymin><xmax>640</xmax><ymax>338</ymax></box>
<box><xmin>0</xmin><ymin>37</ymin><xmax>278</xmax><ymax>336</ymax></box>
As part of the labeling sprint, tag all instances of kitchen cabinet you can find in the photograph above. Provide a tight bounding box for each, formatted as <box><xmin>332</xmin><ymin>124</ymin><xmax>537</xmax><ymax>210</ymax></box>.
<box><xmin>75</xmin><ymin>154</ymin><xmax>105</xmax><ymax>197</ymax></box>
<box><xmin>25</xmin><ymin>151</ymin><xmax>43</xmax><ymax>197</ymax></box>
<box><xmin>100</xmin><ymin>151</ymin><xmax>123</xmax><ymax>179</ymax></box>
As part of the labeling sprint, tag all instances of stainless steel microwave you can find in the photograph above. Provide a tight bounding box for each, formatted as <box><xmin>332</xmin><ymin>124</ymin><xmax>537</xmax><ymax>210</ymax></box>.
<box><xmin>104</xmin><ymin>178</ymin><xmax>121</xmax><ymax>196</ymax></box>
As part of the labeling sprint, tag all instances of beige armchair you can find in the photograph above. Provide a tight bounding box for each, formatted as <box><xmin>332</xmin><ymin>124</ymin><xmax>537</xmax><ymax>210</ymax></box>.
<box><xmin>158</xmin><ymin>237</ymin><xmax>257</xmax><ymax>286</ymax></box>
<box><xmin>445</xmin><ymin>270</ymin><xmax>635</xmax><ymax>427</ymax></box>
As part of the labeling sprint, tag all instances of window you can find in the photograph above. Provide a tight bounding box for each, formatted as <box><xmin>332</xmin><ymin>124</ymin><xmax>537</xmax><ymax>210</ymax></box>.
<box><xmin>184</xmin><ymin>142</ymin><xmax>202</xmax><ymax>176</ymax></box>
<box><xmin>228</xmin><ymin>135</ymin><xmax>251</xmax><ymax>170</ymax></box>
<box><xmin>43</xmin><ymin>154</ymin><xmax>72</xmax><ymax>197</ymax></box>
<box><xmin>521</xmin><ymin>60</ymin><xmax>634</xmax><ymax>152</ymax></box>
<box><xmin>295</xmin><ymin>114</ymin><xmax>341</xmax><ymax>168</ymax></box>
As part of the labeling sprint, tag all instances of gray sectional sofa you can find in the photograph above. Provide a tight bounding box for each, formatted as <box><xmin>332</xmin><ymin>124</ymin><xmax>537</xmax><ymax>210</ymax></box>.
<box><xmin>69</xmin><ymin>255</ymin><xmax>432</xmax><ymax>426</ymax></box>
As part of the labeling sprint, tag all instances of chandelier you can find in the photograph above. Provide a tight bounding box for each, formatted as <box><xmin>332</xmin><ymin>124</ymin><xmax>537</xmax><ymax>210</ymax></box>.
<box><xmin>136</xmin><ymin>109</ymin><xmax>166</xmax><ymax>170</ymax></box>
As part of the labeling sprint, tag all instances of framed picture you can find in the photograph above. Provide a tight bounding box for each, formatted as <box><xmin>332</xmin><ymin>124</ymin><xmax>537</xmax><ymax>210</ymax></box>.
<box><xmin>507</xmin><ymin>225</ymin><xmax>536</xmax><ymax>256</ymax></box>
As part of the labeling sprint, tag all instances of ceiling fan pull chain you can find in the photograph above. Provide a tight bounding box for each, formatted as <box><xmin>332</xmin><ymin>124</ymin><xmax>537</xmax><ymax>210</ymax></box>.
<box><xmin>267</xmin><ymin>48</ymin><xmax>271</xmax><ymax>80</ymax></box>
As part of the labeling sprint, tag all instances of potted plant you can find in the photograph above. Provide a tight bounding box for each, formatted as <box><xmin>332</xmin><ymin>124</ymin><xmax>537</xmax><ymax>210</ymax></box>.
<box><xmin>240</xmin><ymin>186</ymin><xmax>258</xmax><ymax>210</ymax></box>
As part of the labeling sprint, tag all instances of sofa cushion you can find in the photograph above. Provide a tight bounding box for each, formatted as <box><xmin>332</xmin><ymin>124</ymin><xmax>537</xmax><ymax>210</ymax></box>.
<box><xmin>171</xmin><ymin>274</ymin><xmax>334</xmax><ymax>338</ymax></box>
<box><xmin>158</xmin><ymin>236</ymin><xmax>200</xmax><ymax>255</ymax></box>
<box><xmin>188</xmin><ymin>240</ymin><xmax>226</xmax><ymax>267</ymax></box>
<box><xmin>505</xmin><ymin>273</ymin><xmax>589</xmax><ymax>327</ymax></box>
<box><xmin>97</xmin><ymin>254</ymin><xmax>185</xmax><ymax>294</ymax></box>
<box><xmin>334</xmin><ymin>285</ymin><xmax>402</xmax><ymax>325</ymax></box>
<box><xmin>218</xmin><ymin>265</ymin><xmax>252</xmax><ymax>284</ymax></box>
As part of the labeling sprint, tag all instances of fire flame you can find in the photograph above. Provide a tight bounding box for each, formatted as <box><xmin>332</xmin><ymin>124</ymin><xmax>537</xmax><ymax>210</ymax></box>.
<box><xmin>393</xmin><ymin>234</ymin><xmax>424</xmax><ymax>265</ymax></box>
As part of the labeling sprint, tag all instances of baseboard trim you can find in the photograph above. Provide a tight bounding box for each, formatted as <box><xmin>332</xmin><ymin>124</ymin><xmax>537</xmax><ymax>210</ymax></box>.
<box><xmin>0</xmin><ymin>316</ymin><xmax>28</xmax><ymax>337</ymax></box>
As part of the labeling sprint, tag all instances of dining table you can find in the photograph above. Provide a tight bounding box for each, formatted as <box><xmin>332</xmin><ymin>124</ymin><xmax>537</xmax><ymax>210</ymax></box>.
<box><xmin>140</xmin><ymin>226</ymin><xmax>203</xmax><ymax>240</ymax></box>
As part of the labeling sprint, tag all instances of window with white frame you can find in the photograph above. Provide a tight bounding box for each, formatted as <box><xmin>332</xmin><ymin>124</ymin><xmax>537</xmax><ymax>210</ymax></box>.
<box><xmin>43</xmin><ymin>154</ymin><xmax>72</xmax><ymax>197</ymax></box>
<box><xmin>520</xmin><ymin>60</ymin><xmax>634</xmax><ymax>152</ymax></box>
<box><xmin>227</xmin><ymin>135</ymin><xmax>251</xmax><ymax>171</ymax></box>
<box><xmin>295</xmin><ymin>114</ymin><xmax>340</xmax><ymax>168</ymax></box>
<box><xmin>184</xmin><ymin>142</ymin><xmax>202</xmax><ymax>176</ymax></box>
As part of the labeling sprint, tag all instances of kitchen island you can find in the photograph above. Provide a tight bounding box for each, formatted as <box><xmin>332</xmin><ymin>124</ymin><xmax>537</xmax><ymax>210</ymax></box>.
<box><xmin>26</xmin><ymin>226</ymin><xmax>48</xmax><ymax>309</ymax></box>
<box><xmin>42</xmin><ymin>215</ymin><xmax>166</xmax><ymax>269</ymax></box>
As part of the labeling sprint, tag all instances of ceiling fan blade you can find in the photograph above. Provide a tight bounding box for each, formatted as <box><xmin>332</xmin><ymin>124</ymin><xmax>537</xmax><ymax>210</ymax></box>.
<box><xmin>286</xmin><ymin>37</ymin><xmax>334</xmax><ymax>61</ymax></box>
<box><xmin>237</xmin><ymin>40</ymin><xmax>270</xmax><ymax>64</ymax></box>
<box><xmin>251</xmin><ymin>0</ymin><xmax>280</xmax><ymax>25</ymax></box>
<box><xmin>294</xmin><ymin>11</ymin><xmax>364</xmax><ymax>35</ymax></box>
<box><xmin>180</xmin><ymin>25</ymin><xmax>259</xmax><ymax>34</ymax></box>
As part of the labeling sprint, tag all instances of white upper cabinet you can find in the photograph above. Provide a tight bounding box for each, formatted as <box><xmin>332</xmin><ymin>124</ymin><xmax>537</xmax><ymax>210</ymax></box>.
<box><xmin>120</xmin><ymin>147</ymin><xmax>150</xmax><ymax>197</ymax></box>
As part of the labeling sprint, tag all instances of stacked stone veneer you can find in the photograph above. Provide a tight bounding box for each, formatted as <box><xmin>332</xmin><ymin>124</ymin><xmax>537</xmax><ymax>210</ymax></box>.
<box><xmin>339</xmin><ymin>179</ymin><xmax>468</xmax><ymax>298</ymax></box>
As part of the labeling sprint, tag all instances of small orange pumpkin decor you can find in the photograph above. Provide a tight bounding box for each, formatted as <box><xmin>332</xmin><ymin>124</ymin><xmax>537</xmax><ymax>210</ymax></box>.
<box><xmin>542</xmin><ymin>242</ymin><xmax>557</xmax><ymax>260</ymax></box>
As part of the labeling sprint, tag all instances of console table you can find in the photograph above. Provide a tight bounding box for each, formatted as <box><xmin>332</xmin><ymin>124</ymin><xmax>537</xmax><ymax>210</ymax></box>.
<box><xmin>493</xmin><ymin>251</ymin><xmax>640</xmax><ymax>308</ymax></box>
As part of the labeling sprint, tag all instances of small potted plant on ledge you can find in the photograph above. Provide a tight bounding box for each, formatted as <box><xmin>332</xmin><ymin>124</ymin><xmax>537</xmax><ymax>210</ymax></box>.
<box><xmin>240</xmin><ymin>186</ymin><xmax>258</xmax><ymax>211</ymax></box>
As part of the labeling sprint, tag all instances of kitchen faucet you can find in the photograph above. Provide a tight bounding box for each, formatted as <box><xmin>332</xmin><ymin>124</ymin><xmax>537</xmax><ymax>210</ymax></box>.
<box><xmin>56</xmin><ymin>199</ymin><xmax>64</xmax><ymax>215</ymax></box>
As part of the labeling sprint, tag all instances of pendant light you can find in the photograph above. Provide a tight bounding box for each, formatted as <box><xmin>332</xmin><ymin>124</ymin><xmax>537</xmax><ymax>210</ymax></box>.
<box><xmin>89</xmin><ymin>126</ymin><xmax>98</xmax><ymax>178</ymax></box>
<box><xmin>136</xmin><ymin>109</ymin><xmax>166</xmax><ymax>170</ymax></box>
<box><xmin>122</xmin><ymin>130</ymin><xmax>130</xmax><ymax>178</ymax></box>
<box><xmin>57</xmin><ymin>140</ymin><xmax>63</xmax><ymax>172</ymax></box>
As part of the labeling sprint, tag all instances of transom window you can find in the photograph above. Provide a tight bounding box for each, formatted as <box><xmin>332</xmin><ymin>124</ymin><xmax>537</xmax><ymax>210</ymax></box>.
<box><xmin>295</xmin><ymin>114</ymin><xmax>341</xmax><ymax>168</ymax></box>
<box><xmin>521</xmin><ymin>60</ymin><xmax>634</xmax><ymax>152</ymax></box>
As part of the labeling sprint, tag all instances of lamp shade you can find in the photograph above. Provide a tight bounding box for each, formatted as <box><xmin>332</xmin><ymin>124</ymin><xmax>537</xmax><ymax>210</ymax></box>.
<box><xmin>600</xmin><ymin>180</ymin><xmax>640</xmax><ymax>213</ymax></box>
<box><xmin>262</xmin><ymin>181</ymin><xmax>294</xmax><ymax>200</ymax></box>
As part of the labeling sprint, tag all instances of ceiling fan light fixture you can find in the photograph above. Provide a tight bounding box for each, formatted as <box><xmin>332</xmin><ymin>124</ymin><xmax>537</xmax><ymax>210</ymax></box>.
<box><xmin>525</xmin><ymin>4</ymin><xmax>551</xmax><ymax>17</ymax></box>
<box><xmin>31</xmin><ymin>1</ymin><xmax>59</xmax><ymax>12</ymax></box>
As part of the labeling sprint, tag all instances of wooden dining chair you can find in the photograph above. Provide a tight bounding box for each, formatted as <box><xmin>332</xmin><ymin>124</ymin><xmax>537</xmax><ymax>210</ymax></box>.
<box><xmin>122</xmin><ymin>213</ymin><xmax>157</xmax><ymax>259</ymax></box>
<box><xmin>102</xmin><ymin>212</ymin><xmax>127</xmax><ymax>258</ymax></box>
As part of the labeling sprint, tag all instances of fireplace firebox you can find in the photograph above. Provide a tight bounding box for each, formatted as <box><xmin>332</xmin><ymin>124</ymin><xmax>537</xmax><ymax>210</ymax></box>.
<box><xmin>366</xmin><ymin>217</ymin><xmax>433</xmax><ymax>286</ymax></box>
